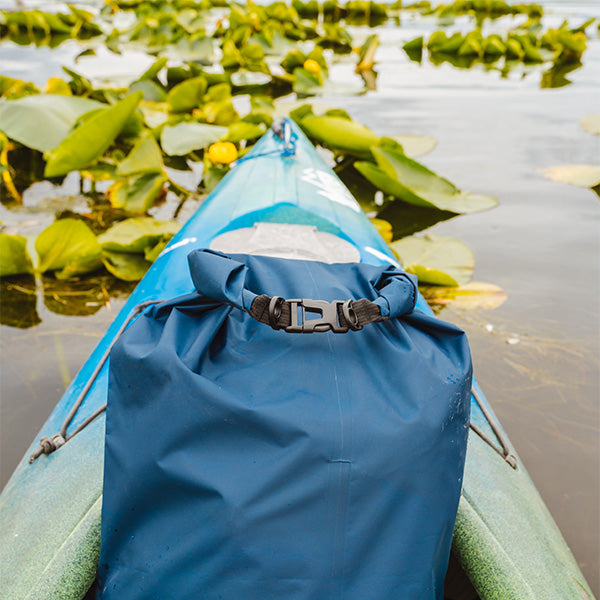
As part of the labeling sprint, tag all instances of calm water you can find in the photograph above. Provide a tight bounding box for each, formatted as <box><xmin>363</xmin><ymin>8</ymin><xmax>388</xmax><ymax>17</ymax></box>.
<box><xmin>0</xmin><ymin>0</ymin><xmax>599</xmax><ymax>594</ymax></box>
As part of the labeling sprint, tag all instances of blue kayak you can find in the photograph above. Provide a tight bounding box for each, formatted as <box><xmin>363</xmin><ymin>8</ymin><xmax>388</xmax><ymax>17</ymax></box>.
<box><xmin>0</xmin><ymin>120</ymin><xmax>594</xmax><ymax>600</ymax></box>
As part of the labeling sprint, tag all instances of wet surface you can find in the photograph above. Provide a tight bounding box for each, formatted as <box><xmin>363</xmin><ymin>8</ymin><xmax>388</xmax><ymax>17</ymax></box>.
<box><xmin>1</xmin><ymin>0</ymin><xmax>599</xmax><ymax>594</ymax></box>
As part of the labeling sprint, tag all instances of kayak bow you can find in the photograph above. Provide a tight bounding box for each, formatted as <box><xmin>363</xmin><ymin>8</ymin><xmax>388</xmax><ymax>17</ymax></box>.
<box><xmin>0</xmin><ymin>120</ymin><xmax>594</xmax><ymax>600</ymax></box>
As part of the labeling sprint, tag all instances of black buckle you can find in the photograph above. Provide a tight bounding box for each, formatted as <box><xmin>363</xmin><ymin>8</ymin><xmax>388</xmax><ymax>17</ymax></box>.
<box><xmin>285</xmin><ymin>299</ymin><xmax>349</xmax><ymax>333</ymax></box>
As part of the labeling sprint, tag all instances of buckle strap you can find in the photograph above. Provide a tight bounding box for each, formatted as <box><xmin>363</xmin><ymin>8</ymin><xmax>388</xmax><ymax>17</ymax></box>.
<box><xmin>249</xmin><ymin>294</ymin><xmax>386</xmax><ymax>333</ymax></box>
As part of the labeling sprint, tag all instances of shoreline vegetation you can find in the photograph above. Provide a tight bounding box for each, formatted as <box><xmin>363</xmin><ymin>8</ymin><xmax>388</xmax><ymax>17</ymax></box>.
<box><xmin>0</xmin><ymin>0</ymin><xmax>598</xmax><ymax>322</ymax></box>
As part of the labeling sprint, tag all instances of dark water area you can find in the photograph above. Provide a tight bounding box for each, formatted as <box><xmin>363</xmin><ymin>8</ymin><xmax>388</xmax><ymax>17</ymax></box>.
<box><xmin>1</xmin><ymin>0</ymin><xmax>599</xmax><ymax>595</ymax></box>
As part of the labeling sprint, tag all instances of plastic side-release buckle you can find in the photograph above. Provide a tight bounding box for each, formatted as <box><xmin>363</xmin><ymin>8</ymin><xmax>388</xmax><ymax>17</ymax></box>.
<box><xmin>285</xmin><ymin>299</ymin><xmax>354</xmax><ymax>333</ymax></box>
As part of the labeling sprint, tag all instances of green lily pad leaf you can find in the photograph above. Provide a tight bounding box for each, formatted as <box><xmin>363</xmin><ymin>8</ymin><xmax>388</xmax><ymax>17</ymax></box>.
<box><xmin>108</xmin><ymin>172</ymin><xmax>168</xmax><ymax>214</ymax></box>
<box><xmin>102</xmin><ymin>250</ymin><xmax>151</xmax><ymax>281</ymax></box>
<box><xmin>44</xmin><ymin>92</ymin><xmax>144</xmax><ymax>178</ymax></box>
<box><xmin>580</xmin><ymin>114</ymin><xmax>600</xmax><ymax>136</ymax></box>
<box><xmin>35</xmin><ymin>218</ymin><xmax>103</xmax><ymax>279</ymax></box>
<box><xmin>167</xmin><ymin>76</ymin><xmax>208</xmax><ymax>113</ymax></box>
<box><xmin>161</xmin><ymin>122</ymin><xmax>228</xmax><ymax>156</ymax></box>
<box><xmin>389</xmin><ymin>135</ymin><xmax>437</xmax><ymax>158</ymax></box>
<box><xmin>144</xmin><ymin>239</ymin><xmax>169</xmax><ymax>262</ymax></box>
<box><xmin>226</xmin><ymin>121</ymin><xmax>267</xmax><ymax>143</ymax></box>
<box><xmin>165</xmin><ymin>37</ymin><xmax>215</xmax><ymax>64</ymax></box>
<box><xmin>543</xmin><ymin>164</ymin><xmax>600</xmax><ymax>188</ymax></box>
<box><xmin>129</xmin><ymin>79</ymin><xmax>167</xmax><ymax>103</ymax></box>
<box><xmin>358</xmin><ymin>147</ymin><xmax>498</xmax><ymax>213</ymax></box>
<box><xmin>293</xmin><ymin>67</ymin><xmax>323</xmax><ymax>96</ymax></box>
<box><xmin>0</xmin><ymin>233</ymin><xmax>34</xmax><ymax>277</ymax></box>
<box><xmin>300</xmin><ymin>115</ymin><xmax>380</xmax><ymax>156</ymax></box>
<box><xmin>0</xmin><ymin>94</ymin><xmax>103</xmax><ymax>153</ymax></box>
<box><xmin>138</xmin><ymin>57</ymin><xmax>168</xmax><ymax>81</ymax></box>
<box><xmin>139</xmin><ymin>102</ymin><xmax>170</xmax><ymax>128</ymax></box>
<box><xmin>391</xmin><ymin>234</ymin><xmax>474</xmax><ymax>286</ymax></box>
<box><xmin>203</xmin><ymin>164</ymin><xmax>228</xmax><ymax>192</ymax></box>
<box><xmin>117</xmin><ymin>132</ymin><xmax>164</xmax><ymax>176</ymax></box>
<box><xmin>421</xmin><ymin>281</ymin><xmax>507</xmax><ymax>311</ymax></box>
<box><xmin>230</xmin><ymin>70</ymin><xmax>272</xmax><ymax>87</ymax></box>
<box><xmin>98</xmin><ymin>217</ymin><xmax>179</xmax><ymax>253</ymax></box>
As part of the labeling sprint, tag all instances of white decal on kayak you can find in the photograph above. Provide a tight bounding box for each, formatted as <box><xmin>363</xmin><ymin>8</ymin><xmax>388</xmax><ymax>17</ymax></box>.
<box><xmin>301</xmin><ymin>168</ymin><xmax>361</xmax><ymax>213</ymax></box>
<box><xmin>365</xmin><ymin>246</ymin><xmax>401</xmax><ymax>268</ymax></box>
<box><xmin>158</xmin><ymin>237</ymin><xmax>198</xmax><ymax>258</ymax></box>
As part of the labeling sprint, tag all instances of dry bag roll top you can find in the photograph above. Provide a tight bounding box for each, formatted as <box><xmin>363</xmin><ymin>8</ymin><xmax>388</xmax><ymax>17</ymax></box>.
<box><xmin>97</xmin><ymin>250</ymin><xmax>472</xmax><ymax>600</ymax></box>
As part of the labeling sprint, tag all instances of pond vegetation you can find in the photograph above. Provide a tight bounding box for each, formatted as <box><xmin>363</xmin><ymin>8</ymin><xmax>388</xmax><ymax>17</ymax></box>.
<box><xmin>0</xmin><ymin>0</ymin><xmax>597</xmax><ymax>323</ymax></box>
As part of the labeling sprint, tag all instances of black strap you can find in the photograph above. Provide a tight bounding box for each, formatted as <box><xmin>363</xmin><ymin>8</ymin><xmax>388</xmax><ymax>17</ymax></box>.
<box><xmin>249</xmin><ymin>294</ymin><xmax>386</xmax><ymax>333</ymax></box>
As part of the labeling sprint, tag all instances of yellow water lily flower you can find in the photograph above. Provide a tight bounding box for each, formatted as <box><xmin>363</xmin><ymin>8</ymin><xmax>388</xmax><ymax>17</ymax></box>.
<box><xmin>303</xmin><ymin>59</ymin><xmax>321</xmax><ymax>75</ymax></box>
<box><xmin>207</xmin><ymin>142</ymin><xmax>238</xmax><ymax>165</ymax></box>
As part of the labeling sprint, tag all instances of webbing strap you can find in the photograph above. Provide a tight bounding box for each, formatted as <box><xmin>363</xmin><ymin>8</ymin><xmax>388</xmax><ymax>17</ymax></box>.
<box><xmin>249</xmin><ymin>294</ymin><xmax>386</xmax><ymax>333</ymax></box>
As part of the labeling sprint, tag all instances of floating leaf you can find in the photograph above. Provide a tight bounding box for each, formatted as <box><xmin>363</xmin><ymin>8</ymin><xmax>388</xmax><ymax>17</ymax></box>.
<box><xmin>167</xmin><ymin>76</ymin><xmax>207</xmax><ymax>113</ymax></box>
<box><xmin>356</xmin><ymin>147</ymin><xmax>498</xmax><ymax>213</ymax></box>
<box><xmin>102</xmin><ymin>250</ymin><xmax>152</xmax><ymax>281</ymax></box>
<box><xmin>129</xmin><ymin>79</ymin><xmax>167</xmax><ymax>103</ymax></box>
<box><xmin>0</xmin><ymin>94</ymin><xmax>103</xmax><ymax>153</ymax></box>
<box><xmin>300</xmin><ymin>115</ymin><xmax>380</xmax><ymax>155</ymax></box>
<box><xmin>580</xmin><ymin>114</ymin><xmax>600</xmax><ymax>136</ymax></box>
<box><xmin>161</xmin><ymin>122</ymin><xmax>228</xmax><ymax>156</ymax></box>
<box><xmin>139</xmin><ymin>102</ymin><xmax>170</xmax><ymax>128</ymax></box>
<box><xmin>421</xmin><ymin>282</ymin><xmax>507</xmax><ymax>310</ymax></box>
<box><xmin>98</xmin><ymin>217</ymin><xmax>179</xmax><ymax>253</ymax></box>
<box><xmin>44</xmin><ymin>92</ymin><xmax>143</xmax><ymax>178</ymax></box>
<box><xmin>35</xmin><ymin>219</ymin><xmax>103</xmax><ymax>279</ymax></box>
<box><xmin>390</xmin><ymin>234</ymin><xmax>474</xmax><ymax>286</ymax></box>
<box><xmin>543</xmin><ymin>164</ymin><xmax>600</xmax><ymax>188</ymax></box>
<box><xmin>107</xmin><ymin>172</ymin><xmax>167</xmax><ymax>214</ymax></box>
<box><xmin>389</xmin><ymin>135</ymin><xmax>437</xmax><ymax>158</ymax></box>
<box><xmin>0</xmin><ymin>233</ymin><xmax>34</xmax><ymax>277</ymax></box>
<box><xmin>138</xmin><ymin>57</ymin><xmax>168</xmax><ymax>81</ymax></box>
<box><xmin>117</xmin><ymin>132</ymin><xmax>164</xmax><ymax>176</ymax></box>
<box><xmin>356</xmin><ymin>34</ymin><xmax>379</xmax><ymax>71</ymax></box>
<box><xmin>226</xmin><ymin>121</ymin><xmax>267</xmax><ymax>143</ymax></box>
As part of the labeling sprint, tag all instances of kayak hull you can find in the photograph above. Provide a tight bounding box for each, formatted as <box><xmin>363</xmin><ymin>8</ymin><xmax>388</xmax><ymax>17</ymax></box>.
<box><xmin>0</xmin><ymin>122</ymin><xmax>593</xmax><ymax>600</ymax></box>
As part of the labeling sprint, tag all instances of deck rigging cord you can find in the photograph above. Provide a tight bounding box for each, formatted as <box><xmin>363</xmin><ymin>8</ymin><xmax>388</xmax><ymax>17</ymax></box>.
<box><xmin>29</xmin><ymin>298</ymin><xmax>517</xmax><ymax>469</ymax></box>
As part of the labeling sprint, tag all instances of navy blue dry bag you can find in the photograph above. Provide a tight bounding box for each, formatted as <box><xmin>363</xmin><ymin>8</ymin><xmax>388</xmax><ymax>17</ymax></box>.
<box><xmin>97</xmin><ymin>250</ymin><xmax>472</xmax><ymax>600</ymax></box>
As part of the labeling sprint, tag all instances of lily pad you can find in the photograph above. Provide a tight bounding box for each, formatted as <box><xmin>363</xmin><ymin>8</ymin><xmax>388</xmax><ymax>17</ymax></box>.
<box><xmin>129</xmin><ymin>79</ymin><xmax>167</xmax><ymax>103</ymax></box>
<box><xmin>161</xmin><ymin>122</ymin><xmax>228</xmax><ymax>156</ymax></box>
<box><xmin>300</xmin><ymin>115</ymin><xmax>380</xmax><ymax>155</ymax></box>
<box><xmin>0</xmin><ymin>233</ymin><xmax>34</xmax><ymax>277</ymax></box>
<box><xmin>580</xmin><ymin>114</ymin><xmax>600</xmax><ymax>136</ymax></box>
<box><xmin>35</xmin><ymin>218</ymin><xmax>103</xmax><ymax>279</ymax></box>
<box><xmin>166</xmin><ymin>76</ymin><xmax>208</xmax><ymax>113</ymax></box>
<box><xmin>44</xmin><ymin>91</ymin><xmax>144</xmax><ymax>178</ymax></box>
<box><xmin>226</xmin><ymin>121</ymin><xmax>267</xmax><ymax>143</ymax></box>
<box><xmin>543</xmin><ymin>164</ymin><xmax>600</xmax><ymax>188</ymax></box>
<box><xmin>390</xmin><ymin>135</ymin><xmax>437</xmax><ymax>158</ymax></box>
<box><xmin>102</xmin><ymin>250</ymin><xmax>152</xmax><ymax>281</ymax></box>
<box><xmin>107</xmin><ymin>172</ymin><xmax>167</xmax><ymax>214</ymax></box>
<box><xmin>421</xmin><ymin>282</ymin><xmax>507</xmax><ymax>311</ymax></box>
<box><xmin>356</xmin><ymin>147</ymin><xmax>498</xmax><ymax>213</ymax></box>
<box><xmin>0</xmin><ymin>94</ymin><xmax>103</xmax><ymax>153</ymax></box>
<box><xmin>98</xmin><ymin>217</ymin><xmax>179</xmax><ymax>253</ymax></box>
<box><xmin>390</xmin><ymin>234</ymin><xmax>474</xmax><ymax>286</ymax></box>
<box><xmin>117</xmin><ymin>132</ymin><xmax>164</xmax><ymax>176</ymax></box>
